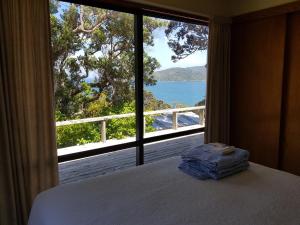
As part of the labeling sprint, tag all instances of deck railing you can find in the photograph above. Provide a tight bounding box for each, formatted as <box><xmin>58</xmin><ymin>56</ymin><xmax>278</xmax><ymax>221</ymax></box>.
<box><xmin>56</xmin><ymin>106</ymin><xmax>205</xmax><ymax>143</ymax></box>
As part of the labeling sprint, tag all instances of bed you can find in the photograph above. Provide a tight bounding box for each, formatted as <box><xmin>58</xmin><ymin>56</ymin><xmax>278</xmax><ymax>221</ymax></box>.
<box><xmin>29</xmin><ymin>156</ymin><xmax>300</xmax><ymax>225</ymax></box>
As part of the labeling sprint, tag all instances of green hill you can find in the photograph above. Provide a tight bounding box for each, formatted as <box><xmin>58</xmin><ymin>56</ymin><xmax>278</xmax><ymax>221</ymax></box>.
<box><xmin>153</xmin><ymin>66</ymin><xmax>207</xmax><ymax>81</ymax></box>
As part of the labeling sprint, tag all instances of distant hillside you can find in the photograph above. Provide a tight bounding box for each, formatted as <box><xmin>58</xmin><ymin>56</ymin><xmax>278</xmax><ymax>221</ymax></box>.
<box><xmin>153</xmin><ymin>66</ymin><xmax>207</xmax><ymax>81</ymax></box>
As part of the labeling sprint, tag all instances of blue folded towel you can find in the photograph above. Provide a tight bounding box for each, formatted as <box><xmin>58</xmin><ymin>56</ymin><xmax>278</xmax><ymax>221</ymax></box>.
<box><xmin>179</xmin><ymin>161</ymin><xmax>210</xmax><ymax>180</ymax></box>
<box><xmin>182</xmin><ymin>145</ymin><xmax>249</xmax><ymax>170</ymax></box>
<box><xmin>179</xmin><ymin>144</ymin><xmax>250</xmax><ymax>180</ymax></box>
<box><xmin>179</xmin><ymin>160</ymin><xmax>249</xmax><ymax>180</ymax></box>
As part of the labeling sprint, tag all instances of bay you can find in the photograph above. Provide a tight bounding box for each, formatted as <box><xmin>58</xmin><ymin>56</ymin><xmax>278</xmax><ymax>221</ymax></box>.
<box><xmin>145</xmin><ymin>80</ymin><xmax>206</xmax><ymax>107</ymax></box>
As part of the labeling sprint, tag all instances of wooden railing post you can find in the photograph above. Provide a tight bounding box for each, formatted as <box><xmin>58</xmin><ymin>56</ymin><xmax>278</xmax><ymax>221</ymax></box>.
<box><xmin>144</xmin><ymin>116</ymin><xmax>146</xmax><ymax>134</ymax></box>
<box><xmin>172</xmin><ymin>112</ymin><xmax>178</xmax><ymax>129</ymax></box>
<box><xmin>199</xmin><ymin>109</ymin><xmax>204</xmax><ymax>125</ymax></box>
<box><xmin>100</xmin><ymin>120</ymin><xmax>106</xmax><ymax>143</ymax></box>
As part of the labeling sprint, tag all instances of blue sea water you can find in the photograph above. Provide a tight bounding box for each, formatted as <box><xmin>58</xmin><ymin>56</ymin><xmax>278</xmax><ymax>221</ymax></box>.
<box><xmin>145</xmin><ymin>80</ymin><xmax>206</xmax><ymax>107</ymax></box>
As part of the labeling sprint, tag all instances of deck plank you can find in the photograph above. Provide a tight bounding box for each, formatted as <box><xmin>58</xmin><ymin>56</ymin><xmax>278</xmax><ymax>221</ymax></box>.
<box><xmin>59</xmin><ymin>133</ymin><xmax>204</xmax><ymax>184</ymax></box>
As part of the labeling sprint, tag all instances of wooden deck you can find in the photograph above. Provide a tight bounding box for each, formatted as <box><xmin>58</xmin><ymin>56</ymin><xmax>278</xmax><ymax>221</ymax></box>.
<box><xmin>59</xmin><ymin>132</ymin><xmax>204</xmax><ymax>184</ymax></box>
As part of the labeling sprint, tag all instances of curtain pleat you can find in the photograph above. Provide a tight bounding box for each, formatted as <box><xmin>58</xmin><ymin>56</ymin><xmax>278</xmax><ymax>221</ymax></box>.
<box><xmin>205</xmin><ymin>17</ymin><xmax>231</xmax><ymax>144</ymax></box>
<box><xmin>0</xmin><ymin>0</ymin><xmax>58</xmax><ymax>224</ymax></box>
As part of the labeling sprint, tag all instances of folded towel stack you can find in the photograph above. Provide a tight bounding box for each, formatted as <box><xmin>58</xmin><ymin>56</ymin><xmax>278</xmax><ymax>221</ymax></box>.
<box><xmin>179</xmin><ymin>143</ymin><xmax>249</xmax><ymax>180</ymax></box>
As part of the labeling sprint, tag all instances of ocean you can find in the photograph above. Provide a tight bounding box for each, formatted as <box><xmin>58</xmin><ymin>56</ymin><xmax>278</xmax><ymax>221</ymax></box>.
<box><xmin>145</xmin><ymin>80</ymin><xmax>206</xmax><ymax>107</ymax></box>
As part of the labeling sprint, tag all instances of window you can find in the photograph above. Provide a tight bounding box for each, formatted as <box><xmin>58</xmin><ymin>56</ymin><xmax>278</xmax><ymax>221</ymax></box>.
<box><xmin>50</xmin><ymin>1</ymin><xmax>136</xmax><ymax>157</ymax></box>
<box><xmin>143</xmin><ymin>16</ymin><xmax>208</xmax><ymax>139</ymax></box>
<box><xmin>50</xmin><ymin>0</ymin><xmax>208</xmax><ymax>177</ymax></box>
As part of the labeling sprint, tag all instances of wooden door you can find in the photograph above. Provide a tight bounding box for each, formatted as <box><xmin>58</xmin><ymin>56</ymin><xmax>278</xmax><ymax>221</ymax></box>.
<box><xmin>230</xmin><ymin>15</ymin><xmax>286</xmax><ymax>168</ymax></box>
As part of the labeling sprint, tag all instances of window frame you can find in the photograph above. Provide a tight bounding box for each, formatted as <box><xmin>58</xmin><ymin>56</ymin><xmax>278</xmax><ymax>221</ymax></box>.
<box><xmin>53</xmin><ymin>0</ymin><xmax>208</xmax><ymax>163</ymax></box>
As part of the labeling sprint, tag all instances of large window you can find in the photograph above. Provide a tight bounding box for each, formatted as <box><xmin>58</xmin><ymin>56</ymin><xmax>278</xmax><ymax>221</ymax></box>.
<box><xmin>50</xmin><ymin>0</ymin><xmax>208</xmax><ymax>166</ymax></box>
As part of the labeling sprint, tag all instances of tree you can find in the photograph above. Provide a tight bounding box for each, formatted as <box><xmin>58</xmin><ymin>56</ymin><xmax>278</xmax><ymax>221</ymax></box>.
<box><xmin>50</xmin><ymin>1</ymin><xmax>169</xmax><ymax>147</ymax></box>
<box><xmin>144</xmin><ymin>91</ymin><xmax>170</xmax><ymax>111</ymax></box>
<box><xmin>50</xmin><ymin>1</ymin><xmax>163</xmax><ymax>118</ymax></box>
<box><xmin>165</xmin><ymin>21</ymin><xmax>209</xmax><ymax>62</ymax></box>
<box><xmin>195</xmin><ymin>99</ymin><xmax>206</xmax><ymax>106</ymax></box>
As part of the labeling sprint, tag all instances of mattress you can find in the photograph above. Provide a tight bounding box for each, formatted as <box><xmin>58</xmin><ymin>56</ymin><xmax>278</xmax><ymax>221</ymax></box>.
<box><xmin>29</xmin><ymin>157</ymin><xmax>300</xmax><ymax>225</ymax></box>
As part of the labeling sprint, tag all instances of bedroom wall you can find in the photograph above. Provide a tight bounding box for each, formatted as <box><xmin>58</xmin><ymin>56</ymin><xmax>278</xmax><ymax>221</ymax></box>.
<box><xmin>230</xmin><ymin>2</ymin><xmax>300</xmax><ymax>175</ymax></box>
<box><xmin>279</xmin><ymin>11</ymin><xmax>300</xmax><ymax>175</ymax></box>
<box><xmin>226</xmin><ymin>0</ymin><xmax>299</xmax><ymax>16</ymax></box>
<box><xmin>128</xmin><ymin>0</ymin><xmax>299</xmax><ymax>17</ymax></box>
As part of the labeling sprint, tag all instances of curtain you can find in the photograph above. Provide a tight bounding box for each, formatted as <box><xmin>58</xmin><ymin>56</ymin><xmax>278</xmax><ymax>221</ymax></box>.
<box><xmin>205</xmin><ymin>17</ymin><xmax>231</xmax><ymax>144</ymax></box>
<box><xmin>0</xmin><ymin>0</ymin><xmax>58</xmax><ymax>224</ymax></box>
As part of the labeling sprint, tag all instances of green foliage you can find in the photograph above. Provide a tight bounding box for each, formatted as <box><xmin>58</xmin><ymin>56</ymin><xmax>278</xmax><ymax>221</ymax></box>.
<box><xmin>165</xmin><ymin>21</ymin><xmax>209</xmax><ymax>62</ymax></box>
<box><xmin>50</xmin><ymin>1</ymin><xmax>164</xmax><ymax>117</ymax></box>
<box><xmin>56</xmin><ymin>123</ymin><xmax>100</xmax><ymax>148</ymax></box>
<box><xmin>56</xmin><ymin>94</ymin><xmax>158</xmax><ymax>147</ymax></box>
<box><xmin>105</xmin><ymin>102</ymin><xmax>136</xmax><ymax>139</ymax></box>
<box><xmin>145</xmin><ymin>116</ymin><xmax>156</xmax><ymax>133</ymax></box>
<box><xmin>144</xmin><ymin>91</ymin><xmax>170</xmax><ymax>111</ymax></box>
<box><xmin>50</xmin><ymin>1</ymin><xmax>182</xmax><ymax>148</ymax></box>
<box><xmin>195</xmin><ymin>99</ymin><xmax>206</xmax><ymax>106</ymax></box>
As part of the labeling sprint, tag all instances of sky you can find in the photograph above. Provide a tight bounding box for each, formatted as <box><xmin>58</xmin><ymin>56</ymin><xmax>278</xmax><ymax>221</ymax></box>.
<box><xmin>146</xmin><ymin>27</ymin><xmax>207</xmax><ymax>71</ymax></box>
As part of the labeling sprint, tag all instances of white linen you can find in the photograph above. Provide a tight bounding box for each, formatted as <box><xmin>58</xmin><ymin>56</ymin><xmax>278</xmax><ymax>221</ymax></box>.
<box><xmin>29</xmin><ymin>157</ymin><xmax>300</xmax><ymax>225</ymax></box>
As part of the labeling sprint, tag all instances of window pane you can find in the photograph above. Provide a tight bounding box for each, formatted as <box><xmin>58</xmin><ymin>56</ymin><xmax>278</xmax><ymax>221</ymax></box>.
<box><xmin>50</xmin><ymin>1</ymin><xmax>136</xmax><ymax>157</ymax></box>
<box><xmin>143</xmin><ymin>16</ymin><xmax>208</xmax><ymax>138</ymax></box>
<box><xmin>144</xmin><ymin>133</ymin><xmax>204</xmax><ymax>164</ymax></box>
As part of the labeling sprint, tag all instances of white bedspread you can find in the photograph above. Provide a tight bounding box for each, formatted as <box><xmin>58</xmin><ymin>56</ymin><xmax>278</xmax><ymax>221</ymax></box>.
<box><xmin>29</xmin><ymin>157</ymin><xmax>300</xmax><ymax>225</ymax></box>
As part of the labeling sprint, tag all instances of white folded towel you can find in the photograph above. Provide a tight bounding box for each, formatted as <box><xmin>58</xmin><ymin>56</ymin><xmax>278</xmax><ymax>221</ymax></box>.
<box><xmin>209</xmin><ymin>143</ymin><xmax>235</xmax><ymax>155</ymax></box>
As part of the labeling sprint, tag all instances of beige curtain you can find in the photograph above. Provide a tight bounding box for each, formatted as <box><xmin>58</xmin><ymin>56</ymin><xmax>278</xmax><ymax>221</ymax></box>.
<box><xmin>205</xmin><ymin>17</ymin><xmax>231</xmax><ymax>144</ymax></box>
<box><xmin>0</xmin><ymin>0</ymin><xmax>58</xmax><ymax>224</ymax></box>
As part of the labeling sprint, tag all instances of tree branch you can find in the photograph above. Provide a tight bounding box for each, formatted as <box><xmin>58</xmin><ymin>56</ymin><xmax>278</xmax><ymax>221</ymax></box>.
<box><xmin>73</xmin><ymin>7</ymin><xmax>108</xmax><ymax>33</ymax></box>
